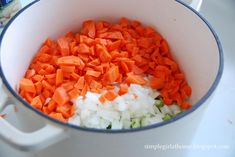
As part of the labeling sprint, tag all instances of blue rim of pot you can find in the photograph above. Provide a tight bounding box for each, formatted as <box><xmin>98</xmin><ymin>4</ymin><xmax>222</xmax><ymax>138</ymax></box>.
<box><xmin>0</xmin><ymin>0</ymin><xmax>224</xmax><ymax>133</ymax></box>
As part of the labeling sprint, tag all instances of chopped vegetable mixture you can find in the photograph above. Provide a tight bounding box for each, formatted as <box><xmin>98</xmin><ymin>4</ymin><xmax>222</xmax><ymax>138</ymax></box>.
<box><xmin>19</xmin><ymin>17</ymin><xmax>192</xmax><ymax>127</ymax></box>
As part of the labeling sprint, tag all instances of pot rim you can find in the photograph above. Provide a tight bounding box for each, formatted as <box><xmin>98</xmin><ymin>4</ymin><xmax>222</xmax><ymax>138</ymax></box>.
<box><xmin>0</xmin><ymin>0</ymin><xmax>224</xmax><ymax>133</ymax></box>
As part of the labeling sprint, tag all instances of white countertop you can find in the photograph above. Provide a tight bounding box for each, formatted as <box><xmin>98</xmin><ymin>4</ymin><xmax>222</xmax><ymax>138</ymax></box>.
<box><xmin>188</xmin><ymin>0</ymin><xmax>235</xmax><ymax>156</ymax></box>
<box><xmin>0</xmin><ymin>0</ymin><xmax>234</xmax><ymax>157</ymax></box>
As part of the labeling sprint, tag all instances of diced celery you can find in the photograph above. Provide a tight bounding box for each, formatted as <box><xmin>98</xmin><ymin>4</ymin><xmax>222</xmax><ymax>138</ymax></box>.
<box><xmin>162</xmin><ymin>114</ymin><xmax>172</xmax><ymax>121</ymax></box>
<box><xmin>130</xmin><ymin>118</ymin><xmax>141</xmax><ymax>128</ymax></box>
<box><xmin>154</xmin><ymin>98</ymin><xmax>164</xmax><ymax>108</ymax></box>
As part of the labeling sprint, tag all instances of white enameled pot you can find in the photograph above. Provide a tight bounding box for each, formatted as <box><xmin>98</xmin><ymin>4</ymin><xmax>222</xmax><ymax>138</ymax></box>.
<box><xmin>0</xmin><ymin>0</ymin><xmax>223</xmax><ymax>156</ymax></box>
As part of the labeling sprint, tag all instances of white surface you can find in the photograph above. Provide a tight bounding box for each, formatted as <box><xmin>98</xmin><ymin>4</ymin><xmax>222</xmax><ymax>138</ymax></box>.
<box><xmin>0</xmin><ymin>0</ymin><xmax>234</xmax><ymax>157</ymax></box>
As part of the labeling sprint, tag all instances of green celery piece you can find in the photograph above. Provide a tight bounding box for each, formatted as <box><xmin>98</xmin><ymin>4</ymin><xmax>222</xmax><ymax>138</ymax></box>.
<box><xmin>131</xmin><ymin>118</ymin><xmax>141</xmax><ymax>128</ymax></box>
<box><xmin>154</xmin><ymin>98</ymin><xmax>164</xmax><ymax>108</ymax></box>
<box><xmin>162</xmin><ymin>114</ymin><xmax>172</xmax><ymax>121</ymax></box>
<box><xmin>106</xmin><ymin>124</ymin><xmax>112</xmax><ymax>129</ymax></box>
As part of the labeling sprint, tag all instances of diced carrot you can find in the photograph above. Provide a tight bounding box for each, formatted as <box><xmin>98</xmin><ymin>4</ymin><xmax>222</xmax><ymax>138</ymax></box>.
<box><xmin>19</xmin><ymin>90</ymin><xmax>26</xmax><ymax>98</ymax></box>
<box><xmin>137</xmin><ymin>37</ymin><xmax>154</xmax><ymax>48</ymax></box>
<box><xmin>56</xmin><ymin>69</ymin><xmax>63</xmax><ymax>86</ymax></box>
<box><xmin>96</xmin><ymin>44</ymin><xmax>112</xmax><ymax>62</ymax></box>
<box><xmin>68</xmin><ymin>88</ymin><xmax>81</xmax><ymax>99</ymax></box>
<box><xmin>95</xmin><ymin>38</ymin><xmax>111</xmax><ymax>46</ymax></box>
<box><xmin>94</xmin><ymin>65</ymin><xmax>104</xmax><ymax>74</ymax></box>
<box><xmin>71</xmin><ymin>46</ymin><xmax>78</xmax><ymax>56</ymax></box>
<box><xmin>87</xmin><ymin>58</ymin><xmax>100</xmax><ymax>67</ymax></box>
<box><xmin>75</xmin><ymin>33</ymin><xmax>80</xmax><ymax>43</ymax></box>
<box><xmin>120</xmin><ymin>61</ymin><xmax>129</xmax><ymax>73</ymax></box>
<box><xmin>103</xmin><ymin>65</ymin><xmax>119</xmax><ymax>83</ymax></box>
<box><xmin>149</xmin><ymin>62</ymin><xmax>156</xmax><ymax>69</ymax></box>
<box><xmin>118</xmin><ymin>84</ymin><xmax>128</xmax><ymax>95</ymax></box>
<box><xmin>116</xmin><ymin>73</ymin><xmax>123</xmax><ymax>83</ymax></box>
<box><xmin>99</xmin><ymin>95</ymin><xmax>106</xmax><ymax>103</ymax></box>
<box><xmin>110</xmin><ymin>50</ymin><xmax>121</xmax><ymax>59</ymax></box>
<box><xmin>89</xmin><ymin>80</ymin><xmax>102</xmax><ymax>89</ymax></box>
<box><xmin>37</xmin><ymin>69</ymin><xmax>47</xmax><ymax>75</ymax></box>
<box><xmin>79</xmin><ymin>35</ymin><xmax>95</xmax><ymax>46</ymax></box>
<box><xmin>31</xmin><ymin>96</ymin><xmax>42</xmax><ymax>110</ymax></box>
<box><xmin>180</xmin><ymin>102</ymin><xmax>192</xmax><ymax>110</ymax></box>
<box><xmin>163</xmin><ymin>97</ymin><xmax>173</xmax><ymax>105</ymax></box>
<box><xmin>90</xmin><ymin>46</ymin><xmax>95</xmax><ymax>55</ymax></box>
<box><xmin>107</xmin><ymin>40</ymin><xmax>121</xmax><ymax>51</ymax></box>
<box><xmin>74</xmin><ymin>76</ymin><xmax>85</xmax><ymax>89</ymax></box>
<box><xmin>57</xmin><ymin>37</ymin><xmax>70</xmax><ymax>56</ymax></box>
<box><xmin>125</xmin><ymin>60</ymin><xmax>135</xmax><ymax>71</ymax></box>
<box><xmin>56</xmin><ymin>102</ymin><xmax>72</xmax><ymax>118</ymax></box>
<box><xmin>60</xmin><ymin>65</ymin><xmax>76</xmax><ymax>73</ymax></box>
<box><xmin>45</xmin><ymin>73</ymin><xmax>56</xmax><ymax>79</ymax></box>
<box><xmin>52</xmin><ymin>87</ymin><xmax>69</xmax><ymax>106</ymax></box>
<box><xmin>130</xmin><ymin>20</ymin><xmax>141</xmax><ymax>28</ymax></box>
<box><xmin>35</xmin><ymin>81</ymin><xmax>43</xmax><ymax>95</ymax></box>
<box><xmin>105</xmin><ymin>85</ymin><xmax>115</xmax><ymax>90</ymax></box>
<box><xmin>86</xmin><ymin>70</ymin><xmax>101</xmax><ymax>78</ymax></box>
<box><xmin>42</xmin><ymin>64</ymin><xmax>56</xmax><ymax>75</ymax></box>
<box><xmin>38</xmin><ymin>45</ymin><xmax>50</xmax><ymax>54</ymax></box>
<box><xmin>149</xmin><ymin>77</ymin><xmax>165</xmax><ymax>90</ymax></box>
<box><xmin>95</xmin><ymin>21</ymin><xmax>104</xmax><ymax>30</ymax></box>
<box><xmin>103</xmin><ymin>90</ymin><xmax>118</xmax><ymax>101</ymax></box>
<box><xmin>65</xmin><ymin>32</ymin><xmax>75</xmax><ymax>39</ymax></box>
<box><xmin>132</xmin><ymin>54</ymin><xmax>143</xmax><ymax>64</ymax></box>
<box><xmin>61</xmin><ymin>81</ymin><xmax>75</xmax><ymax>92</ymax></box>
<box><xmin>42</xmin><ymin>106</ymin><xmax>51</xmax><ymax>114</ymax></box>
<box><xmin>81</xmin><ymin>20</ymin><xmax>96</xmax><ymax>38</ymax></box>
<box><xmin>77</xmin><ymin>54</ymin><xmax>89</xmax><ymax>63</ymax></box>
<box><xmin>132</xmin><ymin>65</ymin><xmax>144</xmax><ymax>75</ymax></box>
<box><xmin>49</xmin><ymin>112</ymin><xmax>67</xmax><ymax>122</ymax></box>
<box><xmin>98</xmin><ymin>28</ymin><xmax>109</xmax><ymax>35</ymax></box>
<box><xmin>42</xmin><ymin>80</ymin><xmax>54</xmax><ymax>92</ymax></box>
<box><xmin>77</xmin><ymin>43</ymin><xmax>90</xmax><ymax>54</ymax></box>
<box><xmin>81</xmin><ymin>83</ymin><xmax>88</xmax><ymax>96</ymax></box>
<box><xmin>175</xmin><ymin>73</ymin><xmax>184</xmax><ymax>80</ymax></box>
<box><xmin>42</xmin><ymin>89</ymin><xmax>52</xmax><ymax>98</ymax></box>
<box><xmin>160</xmin><ymin>39</ymin><xmax>169</xmax><ymax>54</ymax></box>
<box><xmin>98</xmin><ymin>31</ymin><xmax>124</xmax><ymax>40</ymax></box>
<box><xmin>120</xmin><ymin>51</ymin><xmax>129</xmax><ymax>57</ymax></box>
<box><xmin>38</xmin><ymin>53</ymin><xmax>52</xmax><ymax>63</ymax></box>
<box><xmin>39</xmin><ymin>94</ymin><xmax>46</xmax><ymax>104</ymax></box>
<box><xmin>31</xmin><ymin>74</ymin><xmax>44</xmax><ymax>82</ymax></box>
<box><xmin>90</xmin><ymin>88</ymin><xmax>102</xmax><ymax>93</ymax></box>
<box><xmin>171</xmin><ymin>93</ymin><xmax>183</xmax><ymax>106</ymax></box>
<box><xmin>19</xmin><ymin>78</ymin><xmax>36</xmax><ymax>94</ymax></box>
<box><xmin>120</xmin><ymin>17</ymin><xmax>129</xmax><ymax>27</ymax></box>
<box><xmin>57</xmin><ymin>56</ymin><xmax>85</xmax><ymax>69</ymax></box>
<box><xmin>181</xmin><ymin>84</ymin><xmax>192</xmax><ymax>97</ymax></box>
<box><xmin>44</xmin><ymin>38</ymin><xmax>53</xmax><ymax>47</ymax></box>
<box><xmin>25</xmin><ymin>92</ymin><xmax>34</xmax><ymax>103</ymax></box>
<box><xmin>25</xmin><ymin>69</ymin><xmax>36</xmax><ymax>79</ymax></box>
<box><xmin>125</xmin><ymin>73</ymin><xmax>146</xmax><ymax>85</ymax></box>
<box><xmin>47</xmin><ymin>99</ymin><xmax>57</xmax><ymax>112</ymax></box>
<box><xmin>70</xmin><ymin>72</ymin><xmax>80</xmax><ymax>80</ymax></box>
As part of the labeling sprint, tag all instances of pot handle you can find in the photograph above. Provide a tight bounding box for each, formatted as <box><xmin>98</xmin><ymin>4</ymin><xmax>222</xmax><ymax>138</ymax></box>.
<box><xmin>190</xmin><ymin>0</ymin><xmax>203</xmax><ymax>12</ymax></box>
<box><xmin>0</xmin><ymin>80</ymin><xmax>66</xmax><ymax>151</ymax></box>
